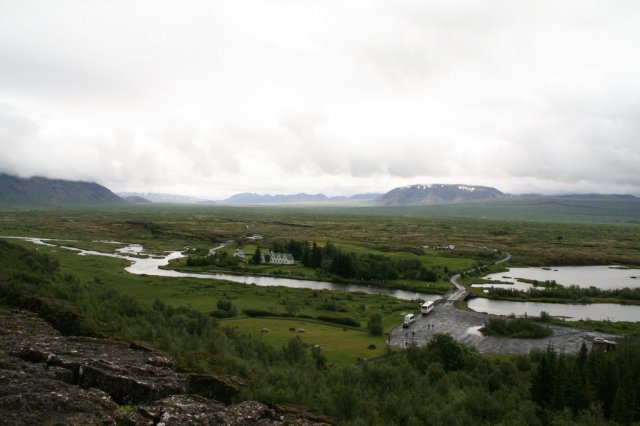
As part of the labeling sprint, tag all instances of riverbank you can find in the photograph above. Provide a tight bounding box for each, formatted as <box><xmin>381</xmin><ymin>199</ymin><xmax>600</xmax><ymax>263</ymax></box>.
<box><xmin>163</xmin><ymin>261</ymin><xmax>453</xmax><ymax>295</ymax></box>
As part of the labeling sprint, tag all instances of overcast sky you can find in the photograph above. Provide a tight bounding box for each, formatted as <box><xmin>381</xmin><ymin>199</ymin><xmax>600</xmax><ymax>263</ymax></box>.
<box><xmin>1</xmin><ymin>0</ymin><xmax>639</xmax><ymax>198</ymax></box>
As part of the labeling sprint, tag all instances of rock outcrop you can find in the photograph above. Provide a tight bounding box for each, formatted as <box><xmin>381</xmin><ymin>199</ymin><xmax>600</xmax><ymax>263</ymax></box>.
<box><xmin>0</xmin><ymin>310</ymin><xmax>329</xmax><ymax>425</ymax></box>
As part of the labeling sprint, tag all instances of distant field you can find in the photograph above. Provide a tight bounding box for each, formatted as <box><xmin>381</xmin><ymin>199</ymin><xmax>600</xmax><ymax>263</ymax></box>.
<box><xmin>1</xmin><ymin>202</ymin><xmax>638</xmax><ymax>267</ymax></box>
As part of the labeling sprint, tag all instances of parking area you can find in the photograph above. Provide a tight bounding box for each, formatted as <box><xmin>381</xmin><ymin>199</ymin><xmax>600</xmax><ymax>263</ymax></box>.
<box><xmin>388</xmin><ymin>301</ymin><xmax>618</xmax><ymax>354</ymax></box>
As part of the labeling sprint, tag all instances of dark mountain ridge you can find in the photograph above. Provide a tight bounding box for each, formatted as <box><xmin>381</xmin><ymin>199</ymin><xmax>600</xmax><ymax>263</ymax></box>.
<box><xmin>0</xmin><ymin>173</ymin><xmax>122</xmax><ymax>205</ymax></box>
<box><xmin>378</xmin><ymin>184</ymin><xmax>504</xmax><ymax>206</ymax></box>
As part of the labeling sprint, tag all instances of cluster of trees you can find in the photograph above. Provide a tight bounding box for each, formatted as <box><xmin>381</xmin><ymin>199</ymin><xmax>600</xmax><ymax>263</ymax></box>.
<box><xmin>532</xmin><ymin>342</ymin><xmax>640</xmax><ymax>422</ymax></box>
<box><xmin>209</xmin><ymin>299</ymin><xmax>237</xmax><ymax>318</ymax></box>
<box><xmin>3</xmin><ymin>240</ymin><xmax>640</xmax><ymax>425</ymax></box>
<box><xmin>271</xmin><ymin>239</ymin><xmax>439</xmax><ymax>282</ymax></box>
<box><xmin>185</xmin><ymin>240</ymin><xmax>443</xmax><ymax>284</ymax></box>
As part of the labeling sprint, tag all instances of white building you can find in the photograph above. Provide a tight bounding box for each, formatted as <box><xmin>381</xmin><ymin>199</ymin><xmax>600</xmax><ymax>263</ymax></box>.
<box><xmin>261</xmin><ymin>251</ymin><xmax>295</xmax><ymax>265</ymax></box>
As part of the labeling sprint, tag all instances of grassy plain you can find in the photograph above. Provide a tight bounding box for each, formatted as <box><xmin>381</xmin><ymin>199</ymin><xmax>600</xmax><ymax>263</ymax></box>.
<box><xmin>3</xmin><ymin>237</ymin><xmax>414</xmax><ymax>365</ymax></box>
<box><xmin>2</xmin><ymin>201</ymin><xmax>639</xmax><ymax>265</ymax></box>
<box><xmin>221</xmin><ymin>317</ymin><xmax>388</xmax><ymax>364</ymax></box>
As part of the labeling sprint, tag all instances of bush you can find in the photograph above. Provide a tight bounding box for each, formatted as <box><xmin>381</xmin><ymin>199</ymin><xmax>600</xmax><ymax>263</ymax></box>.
<box><xmin>367</xmin><ymin>313</ymin><xmax>384</xmax><ymax>335</ymax></box>
<box><xmin>481</xmin><ymin>317</ymin><xmax>553</xmax><ymax>339</ymax></box>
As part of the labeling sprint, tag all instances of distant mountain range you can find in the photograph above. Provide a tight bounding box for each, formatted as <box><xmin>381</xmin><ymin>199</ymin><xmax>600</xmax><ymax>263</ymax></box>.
<box><xmin>122</xmin><ymin>195</ymin><xmax>151</xmax><ymax>204</ymax></box>
<box><xmin>117</xmin><ymin>192</ymin><xmax>214</xmax><ymax>204</ymax></box>
<box><xmin>378</xmin><ymin>184</ymin><xmax>505</xmax><ymax>206</ymax></box>
<box><xmin>2</xmin><ymin>173</ymin><xmax>636</xmax><ymax>207</ymax></box>
<box><xmin>0</xmin><ymin>174</ymin><xmax>122</xmax><ymax>205</ymax></box>
<box><xmin>552</xmin><ymin>193</ymin><xmax>637</xmax><ymax>200</ymax></box>
<box><xmin>221</xmin><ymin>192</ymin><xmax>381</xmax><ymax>204</ymax></box>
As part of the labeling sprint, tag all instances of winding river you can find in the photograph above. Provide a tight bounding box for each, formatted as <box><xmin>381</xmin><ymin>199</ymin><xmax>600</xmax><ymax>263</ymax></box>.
<box><xmin>1</xmin><ymin>237</ymin><xmax>439</xmax><ymax>302</ymax></box>
<box><xmin>3</xmin><ymin>236</ymin><xmax>640</xmax><ymax>321</ymax></box>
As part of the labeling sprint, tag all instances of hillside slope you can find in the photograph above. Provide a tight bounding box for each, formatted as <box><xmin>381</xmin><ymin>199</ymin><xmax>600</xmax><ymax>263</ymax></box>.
<box><xmin>0</xmin><ymin>174</ymin><xmax>122</xmax><ymax>205</ymax></box>
<box><xmin>378</xmin><ymin>184</ymin><xmax>504</xmax><ymax>206</ymax></box>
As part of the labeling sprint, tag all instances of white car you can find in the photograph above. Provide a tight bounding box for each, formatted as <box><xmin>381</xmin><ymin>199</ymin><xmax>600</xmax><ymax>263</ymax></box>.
<box><xmin>402</xmin><ymin>313</ymin><xmax>415</xmax><ymax>328</ymax></box>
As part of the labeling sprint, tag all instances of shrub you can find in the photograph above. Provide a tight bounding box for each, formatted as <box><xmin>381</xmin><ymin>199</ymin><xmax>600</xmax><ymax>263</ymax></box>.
<box><xmin>367</xmin><ymin>313</ymin><xmax>384</xmax><ymax>335</ymax></box>
<box><xmin>481</xmin><ymin>317</ymin><xmax>553</xmax><ymax>339</ymax></box>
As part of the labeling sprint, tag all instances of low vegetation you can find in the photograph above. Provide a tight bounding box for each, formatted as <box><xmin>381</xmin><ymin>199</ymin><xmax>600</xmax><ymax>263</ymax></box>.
<box><xmin>472</xmin><ymin>284</ymin><xmax>640</xmax><ymax>305</ymax></box>
<box><xmin>480</xmin><ymin>317</ymin><xmax>553</xmax><ymax>338</ymax></box>
<box><xmin>3</xmin><ymin>238</ymin><xmax>640</xmax><ymax>424</ymax></box>
<box><xmin>1</xmin><ymin>203</ymin><xmax>640</xmax><ymax>424</ymax></box>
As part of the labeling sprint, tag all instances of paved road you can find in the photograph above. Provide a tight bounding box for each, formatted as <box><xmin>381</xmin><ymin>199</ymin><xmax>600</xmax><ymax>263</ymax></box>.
<box><xmin>444</xmin><ymin>251</ymin><xmax>512</xmax><ymax>302</ymax></box>
<box><xmin>388</xmin><ymin>302</ymin><xmax>618</xmax><ymax>354</ymax></box>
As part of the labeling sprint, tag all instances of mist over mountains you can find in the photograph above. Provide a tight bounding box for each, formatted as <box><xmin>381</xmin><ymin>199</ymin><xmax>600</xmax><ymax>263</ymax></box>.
<box><xmin>1</xmin><ymin>173</ymin><xmax>637</xmax><ymax>206</ymax></box>
<box><xmin>222</xmin><ymin>192</ymin><xmax>381</xmax><ymax>204</ymax></box>
<box><xmin>0</xmin><ymin>174</ymin><xmax>121</xmax><ymax>205</ymax></box>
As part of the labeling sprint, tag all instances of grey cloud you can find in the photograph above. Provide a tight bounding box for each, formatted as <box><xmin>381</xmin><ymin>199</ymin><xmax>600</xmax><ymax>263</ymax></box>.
<box><xmin>0</xmin><ymin>104</ymin><xmax>40</xmax><ymax>176</ymax></box>
<box><xmin>0</xmin><ymin>0</ymin><xmax>639</xmax><ymax>196</ymax></box>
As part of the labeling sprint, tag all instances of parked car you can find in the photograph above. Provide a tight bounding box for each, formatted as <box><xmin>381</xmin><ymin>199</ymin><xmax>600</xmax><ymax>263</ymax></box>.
<box><xmin>403</xmin><ymin>313</ymin><xmax>415</xmax><ymax>328</ymax></box>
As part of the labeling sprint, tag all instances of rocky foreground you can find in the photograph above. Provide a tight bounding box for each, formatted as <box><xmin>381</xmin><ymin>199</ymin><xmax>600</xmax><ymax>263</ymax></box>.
<box><xmin>0</xmin><ymin>310</ymin><xmax>329</xmax><ymax>425</ymax></box>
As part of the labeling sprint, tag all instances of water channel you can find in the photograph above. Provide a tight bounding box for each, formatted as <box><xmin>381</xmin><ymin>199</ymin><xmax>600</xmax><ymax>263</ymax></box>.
<box><xmin>4</xmin><ymin>236</ymin><xmax>640</xmax><ymax>321</ymax></box>
<box><xmin>2</xmin><ymin>237</ymin><xmax>439</xmax><ymax>302</ymax></box>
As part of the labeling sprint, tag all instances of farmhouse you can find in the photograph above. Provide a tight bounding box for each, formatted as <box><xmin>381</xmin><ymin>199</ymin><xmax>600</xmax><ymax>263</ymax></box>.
<box><xmin>233</xmin><ymin>249</ymin><xmax>245</xmax><ymax>259</ymax></box>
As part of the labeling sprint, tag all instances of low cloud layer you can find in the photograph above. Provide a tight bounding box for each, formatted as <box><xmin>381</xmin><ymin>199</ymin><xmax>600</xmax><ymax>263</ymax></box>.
<box><xmin>1</xmin><ymin>0</ymin><xmax>639</xmax><ymax>197</ymax></box>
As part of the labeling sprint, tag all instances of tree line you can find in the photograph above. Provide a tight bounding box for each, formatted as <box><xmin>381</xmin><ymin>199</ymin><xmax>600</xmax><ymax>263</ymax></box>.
<box><xmin>486</xmin><ymin>284</ymin><xmax>640</xmax><ymax>302</ymax></box>
<box><xmin>272</xmin><ymin>239</ymin><xmax>439</xmax><ymax>282</ymax></box>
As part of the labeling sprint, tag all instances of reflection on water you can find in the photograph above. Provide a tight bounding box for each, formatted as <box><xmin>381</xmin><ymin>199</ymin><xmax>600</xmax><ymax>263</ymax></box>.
<box><xmin>123</xmin><ymin>250</ymin><xmax>440</xmax><ymax>301</ymax></box>
<box><xmin>472</xmin><ymin>281</ymin><xmax>533</xmax><ymax>291</ymax></box>
<box><xmin>480</xmin><ymin>266</ymin><xmax>640</xmax><ymax>290</ymax></box>
<box><xmin>467</xmin><ymin>298</ymin><xmax>640</xmax><ymax>322</ymax></box>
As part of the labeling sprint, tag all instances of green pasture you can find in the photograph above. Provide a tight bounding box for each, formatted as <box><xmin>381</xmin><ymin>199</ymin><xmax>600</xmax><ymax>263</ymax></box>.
<box><xmin>221</xmin><ymin>317</ymin><xmax>389</xmax><ymax>365</ymax></box>
<box><xmin>7</xmin><ymin>237</ymin><xmax>419</xmax><ymax>333</ymax></box>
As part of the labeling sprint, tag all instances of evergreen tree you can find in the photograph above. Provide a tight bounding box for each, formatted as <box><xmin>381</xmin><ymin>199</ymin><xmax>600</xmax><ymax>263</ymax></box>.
<box><xmin>367</xmin><ymin>313</ymin><xmax>384</xmax><ymax>335</ymax></box>
<box><xmin>252</xmin><ymin>247</ymin><xmax>262</xmax><ymax>264</ymax></box>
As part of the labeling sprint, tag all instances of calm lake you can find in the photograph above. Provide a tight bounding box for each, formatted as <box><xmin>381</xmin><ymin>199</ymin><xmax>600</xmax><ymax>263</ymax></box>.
<box><xmin>475</xmin><ymin>265</ymin><xmax>640</xmax><ymax>290</ymax></box>
<box><xmin>467</xmin><ymin>298</ymin><xmax>640</xmax><ymax>322</ymax></box>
